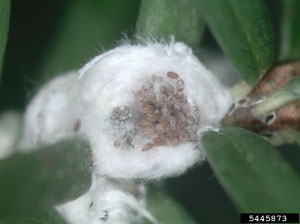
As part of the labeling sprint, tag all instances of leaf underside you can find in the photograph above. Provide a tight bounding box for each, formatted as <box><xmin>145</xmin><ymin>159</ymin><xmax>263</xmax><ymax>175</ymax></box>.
<box><xmin>202</xmin><ymin>127</ymin><xmax>300</xmax><ymax>212</ymax></box>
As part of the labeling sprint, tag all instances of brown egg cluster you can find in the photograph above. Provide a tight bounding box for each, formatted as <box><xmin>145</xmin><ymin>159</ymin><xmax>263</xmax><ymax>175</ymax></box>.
<box><xmin>135</xmin><ymin>71</ymin><xmax>200</xmax><ymax>151</ymax></box>
<box><xmin>111</xmin><ymin>71</ymin><xmax>200</xmax><ymax>151</ymax></box>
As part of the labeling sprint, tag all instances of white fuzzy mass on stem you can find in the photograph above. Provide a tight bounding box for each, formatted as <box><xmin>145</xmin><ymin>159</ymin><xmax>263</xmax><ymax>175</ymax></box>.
<box><xmin>78</xmin><ymin>41</ymin><xmax>231</xmax><ymax>180</ymax></box>
<box><xmin>20</xmin><ymin>41</ymin><xmax>232</xmax><ymax>224</ymax></box>
<box><xmin>20</xmin><ymin>41</ymin><xmax>231</xmax><ymax>180</ymax></box>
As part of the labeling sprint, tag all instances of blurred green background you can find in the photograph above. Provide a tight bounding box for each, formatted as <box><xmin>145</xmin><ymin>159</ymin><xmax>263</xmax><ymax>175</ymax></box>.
<box><xmin>0</xmin><ymin>1</ymin><xmax>299</xmax><ymax>223</ymax></box>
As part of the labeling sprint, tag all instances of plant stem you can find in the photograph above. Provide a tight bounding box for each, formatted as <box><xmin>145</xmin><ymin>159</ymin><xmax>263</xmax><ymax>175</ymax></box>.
<box><xmin>223</xmin><ymin>60</ymin><xmax>300</xmax><ymax>145</ymax></box>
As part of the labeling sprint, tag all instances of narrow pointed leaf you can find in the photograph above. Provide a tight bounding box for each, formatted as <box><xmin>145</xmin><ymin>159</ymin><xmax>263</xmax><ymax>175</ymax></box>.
<box><xmin>137</xmin><ymin>0</ymin><xmax>205</xmax><ymax>49</ymax></box>
<box><xmin>0</xmin><ymin>0</ymin><xmax>10</xmax><ymax>85</ymax></box>
<box><xmin>279</xmin><ymin>0</ymin><xmax>300</xmax><ymax>62</ymax></box>
<box><xmin>0</xmin><ymin>138</ymin><xmax>93</xmax><ymax>216</ymax></box>
<box><xmin>202</xmin><ymin>127</ymin><xmax>300</xmax><ymax>212</ymax></box>
<box><xmin>197</xmin><ymin>0</ymin><xmax>274</xmax><ymax>86</ymax></box>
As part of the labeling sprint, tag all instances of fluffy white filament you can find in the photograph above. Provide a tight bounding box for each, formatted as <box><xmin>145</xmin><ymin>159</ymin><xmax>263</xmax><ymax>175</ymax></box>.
<box><xmin>57</xmin><ymin>176</ymin><xmax>155</xmax><ymax>224</ymax></box>
<box><xmin>20</xmin><ymin>71</ymin><xmax>83</xmax><ymax>150</ymax></box>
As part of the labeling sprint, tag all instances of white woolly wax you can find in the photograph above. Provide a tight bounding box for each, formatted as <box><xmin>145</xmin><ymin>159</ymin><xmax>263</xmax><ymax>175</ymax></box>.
<box><xmin>20</xmin><ymin>71</ymin><xmax>83</xmax><ymax>150</ymax></box>
<box><xmin>57</xmin><ymin>176</ymin><xmax>154</xmax><ymax>224</ymax></box>
<box><xmin>78</xmin><ymin>41</ymin><xmax>231</xmax><ymax>180</ymax></box>
<box><xmin>20</xmin><ymin>41</ymin><xmax>231</xmax><ymax>179</ymax></box>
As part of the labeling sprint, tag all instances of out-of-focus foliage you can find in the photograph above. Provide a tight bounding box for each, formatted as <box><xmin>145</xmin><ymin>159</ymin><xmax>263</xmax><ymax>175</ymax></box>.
<box><xmin>0</xmin><ymin>139</ymin><xmax>92</xmax><ymax>218</ymax></box>
<box><xmin>279</xmin><ymin>0</ymin><xmax>300</xmax><ymax>62</ymax></box>
<box><xmin>0</xmin><ymin>0</ymin><xmax>10</xmax><ymax>86</ymax></box>
<box><xmin>0</xmin><ymin>209</ymin><xmax>67</xmax><ymax>224</ymax></box>
<box><xmin>202</xmin><ymin>127</ymin><xmax>300</xmax><ymax>212</ymax></box>
<box><xmin>137</xmin><ymin>0</ymin><xmax>205</xmax><ymax>49</ymax></box>
<box><xmin>197</xmin><ymin>0</ymin><xmax>274</xmax><ymax>87</ymax></box>
<box><xmin>39</xmin><ymin>0</ymin><xmax>140</xmax><ymax>82</ymax></box>
<box><xmin>143</xmin><ymin>187</ymin><xmax>197</xmax><ymax>224</ymax></box>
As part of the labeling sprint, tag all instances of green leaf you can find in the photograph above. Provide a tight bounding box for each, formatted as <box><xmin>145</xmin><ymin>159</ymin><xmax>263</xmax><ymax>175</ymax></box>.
<box><xmin>296</xmin><ymin>137</ymin><xmax>300</xmax><ymax>149</ymax></box>
<box><xmin>143</xmin><ymin>187</ymin><xmax>197</xmax><ymax>224</ymax></box>
<box><xmin>0</xmin><ymin>0</ymin><xmax>10</xmax><ymax>85</ymax></box>
<box><xmin>202</xmin><ymin>127</ymin><xmax>300</xmax><ymax>212</ymax></box>
<box><xmin>0</xmin><ymin>111</ymin><xmax>22</xmax><ymax>159</ymax></box>
<box><xmin>197</xmin><ymin>0</ymin><xmax>274</xmax><ymax>86</ymax></box>
<box><xmin>39</xmin><ymin>0</ymin><xmax>140</xmax><ymax>82</ymax></box>
<box><xmin>0</xmin><ymin>138</ymin><xmax>93</xmax><ymax>217</ymax></box>
<box><xmin>137</xmin><ymin>0</ymin><xmax>205</xmax><ymax>49</ymax></box>
<box><xmin>0</xmin><ymin>218</ymin><xmax>57</xmax><ymax>224</ymax></box>
<box><xmin>252</xmin><ymin>77</ymin><xmax>300</xmax><ymax>118</ymax></box>
<box><xmin>0</xmin><ymin>209</ymin><xmax>67</xmax><ymax>224</ymax></box>
<box><xmin>0</xmin><ymin>218</ymin><xmax>58</xmax><ymax>224</ymax></box>
<box><xmin>279</xmin><ymin>0</ymin><xmax>300</xmax><ymax>62</ymax></box>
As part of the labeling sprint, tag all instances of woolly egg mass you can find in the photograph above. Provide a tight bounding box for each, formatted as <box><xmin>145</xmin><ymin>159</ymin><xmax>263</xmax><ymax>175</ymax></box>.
<box><xmin>78</xmin><ymin>41</ymin><xmax>231</xmax><ymax>180</ymax></box>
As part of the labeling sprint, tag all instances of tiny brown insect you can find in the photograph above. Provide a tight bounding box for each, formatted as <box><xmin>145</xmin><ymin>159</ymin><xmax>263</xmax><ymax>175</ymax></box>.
<box><xmin>139</xmin><ymin>119</ymin><xmax>153</xmax><ymax>128</ymax></box>
<box><xmin>142</xmin><ymin>143</ymin><xmax>154</xmax><ymax>151</ymax></box>
<box><xmin>167</xmin><ymin>71</ymin><xmax>179</xmax><ymax>79</ymax></box>
<box><xmin>144</xmin><ymin>111</ymin><xmax>159</xmax><ymax>122</ymax></box>
<box><xmin>168</xmin><ymin>136</ymin><xmax>180</xmax><ymax>146</ymax></box>
<box><xmin>153</xmin><ymin>136</ymin><xmax>167</xmax><ymax>146</ymax></box>
<box><xmin>141</xmin><ymin>103</ymin><xmax>156</xmax><ymax>114</ymax></box>
<box><xmin>142</xmin><ymin>127</ymin><xmax>156</xmax><ymax>138</ymax></box>
<box><xmin>73</xmin><ymin>120</ymin><xmax>81</xmax><ymax>132</ymax></box>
